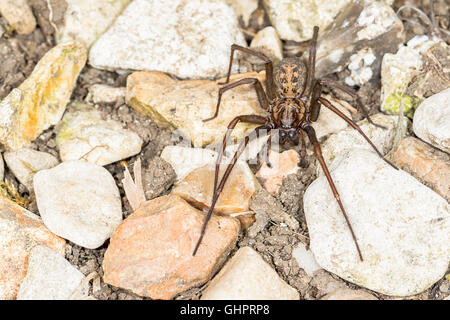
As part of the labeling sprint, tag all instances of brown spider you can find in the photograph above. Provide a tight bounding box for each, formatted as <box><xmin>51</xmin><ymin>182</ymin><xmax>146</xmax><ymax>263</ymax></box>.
<box><xmin>192</xmin><ymin>26</ymin><xmax>397</xmax><ymax>261</ymax></box>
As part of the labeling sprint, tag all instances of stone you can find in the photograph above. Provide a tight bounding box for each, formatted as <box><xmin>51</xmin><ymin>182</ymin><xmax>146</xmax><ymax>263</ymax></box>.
<box><xmin>413</xmin><ymin>88</ymin><xmax>450</xmax><ymax>154</ymax></box>
<box><xmin>89</xmin><ymin>0</ymin><xmax>246</xmax><ymax>79</ymax></box>
<box><xmin>33</xmin><ymin>160</ymin><xmax>123</xmax><ymax>249</ymax></box>
<box><xmin>250</xmin><ymin>26</ymin><xmax>283</xmax><ymax>62</ymax></box>
<box><xmin>381</xmin><ymin>36</ymin><xmax>439</xmax><ymax>118</ymax></box>
<box><xmin>17</xmin><ymin>246</ymin><xmax>85</xmax><ymax>300</ymax></box>
<box><xmin>56</xmin><ymin>0</ymin><xmax>132</xmax><ymax>48</ymax></box>
<box><xmin>0</xmin><ymin>196</ymin><xmax>66</xmax><ymax>300</ymax></box>
<box><xmin>56</xmin><ymin>102</ymin><xmax>143</xmax><ymax>166</ymax></box>
<box><xmin>0</xmin><ymin>41</ymin><xmax>87</xmax><ymax>150</ymax></box>
<box><xmin>126</xmin><ymin>71</ymin><xmax>266</xmax><ymax>147</ymax></box>
<box><xmin>172</xmin><ymin>162</ymin><xmax>259</xmax><ymax>215</ymax></box>
<box><xmin>320</xmin><ymin>288</ymin><xmax>378</xmax><ymax>300</ymax></box>
<box><xmin>256</xmin><ymin>150</ymin><xmax>300</xmax><ymax>195</ymax></box>
<box><xmin>309</xmin><ymin>269</ymin><xmax>348</xmax><ymax>296</ymax></box>
<box><xmin>304</xmin><ymin>149</ymin><xmax>450</xmax><ymax>296</ymax></box>
<box><xmin>225</xmin><ymin>0</ymin><xmax>258</xmax><ymax>27</ymax></box>
<box><xmin>0</xmin><ymin>0</ymin><xmax>36</xmax><ymax>35</ymax></box>
<box><xmin>262</xmin><ymin>0</ymin><xmax>351</xmax><ymax>42</ymax></box>
<box><xmin>86</xmin><ymin>84</ymin><xmax>126</xmax><ymax>104</ymax></box>
<box><xmin>161</xmin><ymin>146</ymin><xmax>218</xmax><ymax>182</ymax></box>
<box><xmin>142</xmin><ymin>156</ymin><xmax>176</xmax><ymax>200</ymax></box>
<box><xmin>392</xmin><ymin>136</ymin><xmax>450</xmax><ymax>202</ymax></box>
<box><xmin>318</xmin><ymin>113</ymin><xmax>405</xmax><ymax>171</ymax></box>
<box><xmin>3</xmin><ymin>148</ymin><xmax>59</xmax><ymax>191</ymax></box>
<box><xmin>103</xmin><ymin>195</ymin><xmax>240</xmax><ymax>299</ymax></box>
<box><xmin>201</xmin><ymin>247</ymin><xmax>299</xmax><ymax>300</ymax></box>
<box><xmin>311</xmin><ymin>95</ymin><xmax>352</xmax><ymax>140</ymax></box>
<box><xmin>292</xmin><ymin>242</ymin><xmax>322</xmax><ymax>277</ymax></box>
<box><xmin>309</xmin><ymin>0</ymin><xmax>404</xmax><ymax>83</ymax></box>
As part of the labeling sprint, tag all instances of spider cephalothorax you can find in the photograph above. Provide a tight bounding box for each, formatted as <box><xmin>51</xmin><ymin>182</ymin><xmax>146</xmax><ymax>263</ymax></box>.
<box><xmin>193</xmin><ymin>26</ymin><xmax>397</xmax><ymax>261</ymax></box>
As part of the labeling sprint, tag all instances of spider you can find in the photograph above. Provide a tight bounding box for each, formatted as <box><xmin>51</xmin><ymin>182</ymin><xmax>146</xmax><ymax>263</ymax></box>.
<box><xmin>192</xmin><ymin>26</ymin><xmax>397</xmax><ymax>261</ymax></box>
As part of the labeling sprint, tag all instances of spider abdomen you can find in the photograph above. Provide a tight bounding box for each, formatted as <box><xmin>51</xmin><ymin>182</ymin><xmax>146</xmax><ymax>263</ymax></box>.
<box><xmin>274</xmin><ymin>58</ymin><xmax>307</xmax><ymax>97</ymax></box>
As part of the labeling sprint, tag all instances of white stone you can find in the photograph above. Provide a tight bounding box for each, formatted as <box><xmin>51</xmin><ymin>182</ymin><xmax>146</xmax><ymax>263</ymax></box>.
<box><xmin>225</xmin><ymin>0</ymin><xmax>258</xmax><ymax>26</ymax></box>
<box><xmin>0</xmin><ymin>153</ymin><xmax>3</xmax><ymax>181</ymax></box>
<box><xmin>201</xmin><ymin>247</ymin><xmax>299</xmax><ymax>300</ymax></box>
<box><xmin>3</xmin><ymin>148</ymin><xmax>59</xmax><ymax>190</ymax></box>
<box><xmin>311</xmin><ymin>94</ymin><xmax>352</xmax><ymax>140</ymax></box>
<box><xmin>304</xmin><ymin>149</ymin><xmax>450</xmax><ymax>296</ymax></box>
<box><xmin>17</xmin><ymin>246</ymin><xmax>85</xmax><ymax>300</ymax></box>
<box><xmin>0</xmin><ymin>0</ymin><xmax>36</xmax><ymax>35</ymax></box>
<box><xmin>56</xmin><ymin>103</ymin><xmax>143</xmax><ymax>166</ymax></box>
<box><xmin>318</xmin><ymin>113</ymin><xmax>402</xmax><ymax>172</ymax></box>
<box><xmin>345</xmin><ymin>47</ymin><xmax>375</xmax><ymax>86</ymax></box>
<box><xmin>57</xmin><ymin>0</ymin><xmax>131</xmax><ymax>48</ymax></box>
<box><xmin>86</xmin><ymin>84</ymin><xmax>126</xmax><ymax>104</ymax></box>
<box><xmin>89</xmin><ymin>0</ymin><xmax>246</xmax><ymax>79</ymax></box>
<box><xmin>355</xmin><ymin>0</ymin><xmax>398</xmax><ymax>40</ymax></box>
<box><xmin>262</xmin><ymin>0</ymin><xmax>351</xmax><ymax>41</ymax></box>
<box><xmin>292</xmin><ymin>243</ymin><xmax>322</xmax><ymax>277</ymax></box>
<box><xmin>250</xmin><ymin>26</ymin><xmax>283</xmax><ymax>61</ymax></box>
<box><xmin>33</xmin><ymin>160</ymin><xmax>123</xmax><ymax>249</ymax></box>
<box><xmin>413</xmin><ymin>88</ymin><xmax>450</xmax><ymax>154</ymax></box>
<box><xmin>320</xmin><ymin>288</ymin><xmax>378</xmax><ymax>300</ymax></box>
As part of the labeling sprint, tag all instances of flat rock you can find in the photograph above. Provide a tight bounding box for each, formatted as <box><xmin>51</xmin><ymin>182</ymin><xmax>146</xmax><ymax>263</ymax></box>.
<box><xmin>56</xmin><ymin>0</ymin><xmax>131</xmax><ymax>47</ymax></box>
<box><xmin>126</xmin><ymin>71</ymin><xmax>266</xmax><ymax>147</ymax></box>
<box><xmin>320</xmin><ymin>288</ymin><xmax>378</xmax><ymax>300</ymax></box>
<box><xmin>381</xmin><ymin>36</ymin><xmax>439</xmax><ymax>118</ymax></box>
<box><xmin>0</xmin><ymin>0</ymin><xmax>36</xmax><ymax>35</ymax></box>
<box><xmin>0</xmin><ymin>41</ymin><xmax>87</xmax><ymax>150</ymax></box>
<box><xmin>263</xmin><ymin>0</ymin><xmax>351</xmax><ymax>42</ymax></box>
<box><xmin>318</xmin><ymin>113</ymin><xmax>404</xmax><ymax>172</ymax></box>
<box><xmin>292</xmin><ymin>242</ymin><xmax>322</xmax><ymax>277</ymax></box>
<box><xmin>309</xmin><ymin>0</ymin><xmax>404</xmax><ymax>83</ymax></box>
<box><xmin>250</xmin><ymin>26</ymin><xmax>283</xmax><ymax>62</ymax></box>
<box><xmin>56</xmin><ymin>102</ymin><xmax>143</xmax><ymax>166</ymax></box>
<box><xmin>201</xmin><ymin>246</ymin><xmax>299</xmax><ymax>300</ymax></box>
<box><xmin>3</xmin><ymin>148</ymin><xmax>59</xmax><ymax>191</ymax></box>
<box><xmin>103</xmin><ymin>195</ymin><xmax>240</xmax><ymax>299</ymax></box>
<box><xmin>142</xmin><ymin>156</ymin><xmax>176</xmax><ymax>200</ymax></box>
<box><xmin>304</xmin><ymin>149</ymin><xmax>450</xmax><ymax>296</ymax></box>
<box><xmin>86</xmin><ymin>84</ymin><xmax>126</xmax><ymax>104</ymax></box>
<box><xmin>0</xmin><ymin>196</ymin><xmax>66</xmax><ymax>299</ymax></box>
<box><xmin>17</xmin><ymin>246</ymin><xmax>85</xmax><ymax>300</ymax></box>
<box><xmin>172</xmin><ymin>162</ymin><xmax>259</xmax><ymax>215</ymax></box>
<box><xmin>392</xmin><ymin>136</ymin><xmax>450</xmax><ymax>202</ymax></box>
<box><xmin>33</xmin><ymin>160</ymin><xmax>123</xmax><ymax>249</ymax></box>
<box><xmin>413</xmin><ymin>88</ymin><xmax>450</xmax><ymax>154</ymax></box>
<box><xmin>256</xmin><ymin>150</ymin><xmax>300</xmax><ymax>195</ymax></box>
<box><xmin>89</xmin><ymin>0</ymin><xmax>246</xmax><ymax>79</ymax></box>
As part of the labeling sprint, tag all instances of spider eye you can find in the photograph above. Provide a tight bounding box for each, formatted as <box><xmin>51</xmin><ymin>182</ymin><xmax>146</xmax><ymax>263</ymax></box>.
<box><xmin>279</xmin><ymin>130</ymin><xmax>287</xmax><ymax>138</ymax></box>
<box><xmin>289</xmin><ymin>131</ymin><xmax>297</xmax><ymax>139</ymax></box>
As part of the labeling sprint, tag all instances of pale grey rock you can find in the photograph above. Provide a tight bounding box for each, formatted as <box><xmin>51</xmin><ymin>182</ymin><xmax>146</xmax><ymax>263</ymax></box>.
<box><xmin>263</xmin><ymin>0</ymin><xmax>351</xmax><ymax>42</ymax></box>
<box><xmin>310</xmin><ymin>0</ymin><xmax>404</xmax><ymax>83</ymax></box>
<box><xmin>250</xmin><ymin>26</ymin><xmax>283</xmax><ymax>62</ymax></box>
<box><xmin>34</xmin><ymin>160</ymin><xmax>123</xmax><ymax>249</ymax></box>
<box><xmin>56</xmin><ymin>103</ymin><xmax>142</xmax><ymax>166</ymax></box>
<box><xmin>17</xmin><ymin>246</ymin><xmax>85</xmax><ymax>300</ymax></box>
<box><xmin>413</xmin><ymin>88</ymin><xmax>450</xmax><ymax>154</ymax></box>
<box><xmin>56</xmin><ymin>0</ymin><xmax>132</xmax><ymax>48</ymax></box>
<box><xmin>86</xmin><ymin>84</ymin><xmax>126</xmax><ymax>104</ymax></box>
<box><xmin>3</xmin><ymin>148</ymin><xmax>59</xmax><ymax>190</ymax></box>
<box><xmin>0</xmin><ymin>0</ymin><xmax>36</xmax><ymax>35</ymax></box>
<box><xmin>318</xmin><ymin>113</ymin><xmax>405</xmax><ymax>172</ymax></box>
<box><xmin>0</xmin><ymin>153</ymin><xmax>3</xmax><ymax>181</ymax></box>
<box><xmin>321</xmin><ymin>288</ymin><xmax>378</xmax><ymax>300</ymax></box>
<box><xmin>225</xmin><ymin>0</ymin><xmax>258</xmax><ymax>26</ymax></box>
<box><xmin>292</xmin><ymin>243</ymin><xmax>322</xmax><ymax>277</ymax></box>
<box><xmin>89</xmin><ymin>0</ymin><xmax>246</xmax><ymax>79</ymax></box>
<box><xmin>304</xmin><ymin>149</ymin><xmax>450</xmax><ymax>296</ymax></box>
<box><xmin>201</xmin><ymin>247</ymin><xmax>299</xmax><ymax>300</ymax></box>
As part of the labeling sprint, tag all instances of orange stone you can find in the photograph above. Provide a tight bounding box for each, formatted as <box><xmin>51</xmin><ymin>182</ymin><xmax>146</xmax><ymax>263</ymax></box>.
<box><xmin>102</xmin><ymin>195</ymin><xmax>240</xmax><ymax>299</ymax></box>
<box><xmin>392</xmin><ymin>136</ymin><xmax>450</xmax><ymax>201</ymax></box>
<box><xmin>256</xmin><ymin>150</ymin><xmax>300</xmax><ymax>195</ymax></box>
<box><xmin>0</xmin><ymin>196</ymin><xmax>66</xmax><ymax>299</ymax></box>
<box><xmin>172</xmin><ymin>162</ymin><xmax>259</xmax><ymax>215</ymax></box>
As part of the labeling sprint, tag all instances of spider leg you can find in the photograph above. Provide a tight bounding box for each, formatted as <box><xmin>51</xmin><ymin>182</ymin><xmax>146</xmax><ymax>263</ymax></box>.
<box><xmin>302</xmin><ymin>124</ymin><xmax>364</xmax><ymax>262</ymax></box>
<box><xmin>304</xmin><ymin>26</ymin><xmax>319</xmax><ymax>98</ymax></box>
<box><xmin>318</xmin><ymin>78</ymin><xmax>387</xmax><ymax>129</ymax></box>
<box><xmin>204</xmin><ymin>78</ymin><xmax>269</xmax><ymax>122</ymax></box>
<box><xmin>318</xmin><ymin>97</ymin><xmax>398</xmax><ymax>170</ymax></box>
<box><xmin>297</xmin><ymin>129</ymin><xmax>308</xmax><ymax>168</ymax></box>
<box><xmin>193</xmin><ymin>123</ymin><xmax>271</xmax><ymax>256</ymax></box>
<box><xmin>309</xmin><ymin>81</ymin><xmax>323</xmax><ymax>122</ymax></box>
<box><xmin>221</xmin><ymin>44</ymin><xmax>276</xmax><ymax>100</ymax></box>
